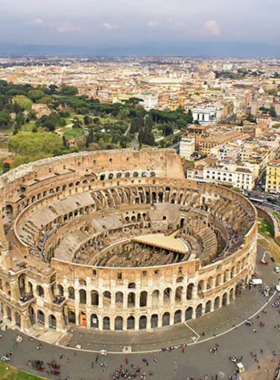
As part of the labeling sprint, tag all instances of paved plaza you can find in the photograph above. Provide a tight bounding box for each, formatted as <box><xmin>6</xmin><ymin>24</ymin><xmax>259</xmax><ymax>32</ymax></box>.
<box><xmin>1</xmin><ymin>244</ymin><xmax>280</xmax><ymax>379</ymax></box>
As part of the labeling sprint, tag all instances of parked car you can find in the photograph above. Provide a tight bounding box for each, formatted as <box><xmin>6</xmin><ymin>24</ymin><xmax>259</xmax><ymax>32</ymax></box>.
<box><xmin>275</xmin><ymin>267</ymin><xmax>280</xmax><ymax>273</ymax></box>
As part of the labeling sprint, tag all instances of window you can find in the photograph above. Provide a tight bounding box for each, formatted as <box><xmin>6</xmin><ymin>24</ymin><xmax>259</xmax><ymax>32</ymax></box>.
<box><xmin>142</xmin><ymin>271</ymin><xmax>147</xmax><ymax>277</ymax></box>
<box><xmin>117</xmin><ymin>272</ymin><xmax>122</xmax><ymax>280</ymax></box>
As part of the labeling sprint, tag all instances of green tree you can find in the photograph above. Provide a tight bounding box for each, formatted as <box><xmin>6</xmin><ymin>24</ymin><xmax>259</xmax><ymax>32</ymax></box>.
<box><xmin>28</xmin><ymin>89</ymin><xmax>45</xmax><ymax>102</ymax></box>
<box><xmin>12</xmin><ymin>95</ymin><xmax>33</xmax><ymax>111</ymax></box>
<box><xmin>8</xmin><ymin>132</ymin><xmax>63</xmax><ymax>167</ymax></box>
<box><xmin>0</xmin><ymin>111</ymin><xmax>10</xmax><ymax>127</ymax></box>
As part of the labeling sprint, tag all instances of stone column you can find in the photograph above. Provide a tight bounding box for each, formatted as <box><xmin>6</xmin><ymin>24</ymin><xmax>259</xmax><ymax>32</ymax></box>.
<box><xmin>10</xmin><ymin>281</ymin><xmax>20</xmax><ymax>301</ymax></box>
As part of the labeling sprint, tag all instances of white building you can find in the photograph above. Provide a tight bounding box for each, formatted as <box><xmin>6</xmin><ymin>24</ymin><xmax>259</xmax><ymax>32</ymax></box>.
<box><xmin>203</xmin><ymin>163</ymin><xmax>259</xmax><ymax>190</ymax></box>
<box><xmin>179</xmin><ymin>137</ymin><xmax>195</xmax><ymax>160</ymax></box>
<box><xmin>192</xmin><ymin>106</ymin><xmax>217</xmax><ymax>126</ymax></box>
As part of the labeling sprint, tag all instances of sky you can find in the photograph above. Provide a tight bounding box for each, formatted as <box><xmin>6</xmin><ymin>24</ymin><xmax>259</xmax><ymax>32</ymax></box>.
<box><xmin>1</xmin><ymin>0</ymin><xmax>280</xmax><ymax>55</ymax></box>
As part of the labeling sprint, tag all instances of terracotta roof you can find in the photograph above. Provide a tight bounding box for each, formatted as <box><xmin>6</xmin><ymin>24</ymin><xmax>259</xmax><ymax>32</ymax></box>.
<box><xmin>2</xmin><ymin>157</ymin><xmax>13</xmax><ymax>165</ymax></box>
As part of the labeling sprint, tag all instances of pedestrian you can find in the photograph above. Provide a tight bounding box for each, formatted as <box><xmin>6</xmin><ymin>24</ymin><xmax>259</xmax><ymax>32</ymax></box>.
<box><xmin>91</xmin><ymin>361</ymin><xmax>94</xmax><ymax>368</ymax></box>
<box><xmin>125</xmin><ymin>358</ymin><xmax>128</xmax><ymax>365</ymax></box>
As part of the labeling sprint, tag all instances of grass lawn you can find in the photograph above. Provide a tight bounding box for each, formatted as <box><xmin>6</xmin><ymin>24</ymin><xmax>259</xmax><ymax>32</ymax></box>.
<box><xmin>0</xmin><ymin>361</ymin><xmax>44</xmax><ymax>380</ymax></box>
<box><xmin>258</xmin><ymin>218</ymin><xmax>274</xmax><ymax>238</ymax></box>
<box><xmin>63</xmin><ymin>128</ymin><xmax>85</xmax><ymax>139</ymax></box>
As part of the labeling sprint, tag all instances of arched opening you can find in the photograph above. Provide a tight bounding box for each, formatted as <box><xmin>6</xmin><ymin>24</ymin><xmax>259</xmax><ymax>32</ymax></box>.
<box><xmin>103</xmin><ymin>291</ymin><xmax>111</xmax><ymax>306</ymax></box>
<box><xmin>29</xmin><ymin>306</ymin><xmax>35</xmax><ymax>325</ymax></box>
<box><xmin>68</xmin><ymin>311</ymin><xmax>76</xmax><ymax>324</ymax></box>
<box><xmin>103</xmin><ymin>317</ymin><xmax>110</xmax><ymax>330</ymax></box>
<box><xmin>128</xmin><ymin>292</ymin><xmax>135</xmax><ymax>307</ymax></box>
<box><xmin>49</xmin><ymin>315</ymin><xmax>57</xmax><ymax>330</ymax></box>
<box><xmin>36</xmin><ymin>285</ymin><xmax>44</xmax><ymax>298</ymax></box>
<box><xmin>139</xmin><ymin>316</ymin><xmax>147</xmax><ymax>330</ymax></box>
<box><xmin>175</xmin><ymin>286</ymin><xmax>183</xmax><ymax>302</ymax></box>
<box><xmin>79</xmin><ymin>312</ymin><xmax>87</xmax><ymax>327</ymax></box>
<box><xmin>205</xmin><ymin>300</ymin><xmax>212</xmax><ymax>313</ymax></box>
<box><xmin>127</xmin><ymin>316</ymin><xmax>135</xmax><ymax>330</ymax></box>
<box><xmin>6</xmin><ymin>306</ymin><xmax>12</xmax><ymax>321</ymax></box>
<box><xmin>151</xmin><ymin>314</ymin><xmax>158</xmax><ymax>328</ymax></box>
<box><xmin>91</xmin><ymin>314</ymin><xmax>99</xmax><ymax>328</ymax></box>
<box><xmin>18</xmin><ymin>274</ymin><xmax>26</xmax><ymax>297</ymax></box>
<box><xmin>91</xmin><ymin>291</ymin><xmax>99</xmax><ymax>306</ymax></box>
<box><xmin>115</xmin><ymin>316</ymin><xmax>123</xmax><ymax>331</ymax></box>
<box><xmin>229</xmin><ymin>288</ymin><xmax>234</xmax><ymax>302</ymax></box>
<box><xmin>196</xmin><ymin>304</ymin><xmax>203</xmax><ymax>318</ymax></box>
<box><xmin>57</xmin><ymin>284</ymin><xmax>64</xmax><ymax>297</ymax></box>
<box><xmin>140</xmin><ymin>291</ymin><xmax>147</xmax><ymax>307</ymax></box>
<box><xmin>197</xmin><ymin>280</ymin><xmax>204</xmax><ymax>298</ymax></box>
<box><xmin>207</xmin><ymin>277</ymin><xmax>213</xmax><ymax>289</ymax></box>
<box><xmin>68</xmin><ymin>287</ymin><xmax>75</xmax><ymax>300</ymax></box>
<box><xmin>222</xmin><ymin>293</ymin><xmax>228</xmax><ymax>307</ymax></box>
<box><xmin>152</xmin><ymin>290</ymin><xmax>159</xmax><ymax>306</ymax></box>
<box><xmin>15</xmin><ymin>312</ymin><xmax>21</xmax><ymax>327</ymax></box>
<box><xmin>128</xmin><ymin>283</ymin><xmax>136</xmax><ymax>289</ymax></box>
<box><xmin>37</xmin><ymin>310</ymin><xmax>45</xmax><ymax>325</ymax></box>
<box><xmin>115</xmin><ymin>292</ymin><xmax>123</xmax><ymax>306</ymax></box>
<box><xmin>79</xmin><ymin>289</ymin><xmax>87</xmax><ymax>304</ymax></box>
<box><xmin>174</xmin><ymin>310</ymin><xmax>182</xmax><ymax>324</ymax></box>
<box><xmin>214</xmin><ymin>296</ymin><xmax>220</xmax><ymax>310</ymax></box>
<box><xmin>187</xmin><ymin>283</ymin><xmax>194</xmax><ymax>300</ymax></box>
<box><xmin>162</xmin><ymin>312</ymin><xmax>170</xmax><ymax>326</ymax></box>
<box><xmin>176</xmin><ymin>276</ymin><xmax>184</xmax><ymax>283</ymax></box>
<box><xmin>185</xmin><ymin>307</ymin><xmax>193</xmax><ymax>321</ymax></box>
<box><xmin>163</xmin><ymin>288</ymin><xmax>172</xmax><ymax>303</ymax></box>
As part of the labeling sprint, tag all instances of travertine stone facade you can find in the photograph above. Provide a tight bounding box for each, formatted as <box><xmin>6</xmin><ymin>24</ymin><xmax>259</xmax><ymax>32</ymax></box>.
<box><xmin>0</xmin><ymin>149</ymin><xmax>257</xmax><ymax>333</ymax></box>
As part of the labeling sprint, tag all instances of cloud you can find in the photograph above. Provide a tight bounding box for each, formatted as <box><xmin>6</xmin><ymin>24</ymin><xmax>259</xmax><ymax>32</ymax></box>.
<box><xmin>204</xmin><ymin>20</ymin><xmax>220</xmax><ymax>36</ymax></box>
<box><xmin>54</xmin><ymin>22</ymin><xmax>81</xmax><ymax>33</ymax></box>
<box><xmin>29</xmin><ymin>18</ymin><xmax>44</xmax><ymax>25</ymax></box>
<box><xmin>148</xmin><ymin>21</ymin><xmax>161</xmax><ymax>28</ymax></box>
<box><xmin>102</xmin><ymin>23</ymin><xmax>119</xmax><ymax>30</ymax></box>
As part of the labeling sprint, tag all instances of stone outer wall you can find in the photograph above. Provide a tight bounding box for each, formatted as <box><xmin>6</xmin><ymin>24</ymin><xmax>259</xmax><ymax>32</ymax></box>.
<box><xmin>0</xmin><ymin>149</ymin><xmax>257</xmax><ymax>333</ymax></box>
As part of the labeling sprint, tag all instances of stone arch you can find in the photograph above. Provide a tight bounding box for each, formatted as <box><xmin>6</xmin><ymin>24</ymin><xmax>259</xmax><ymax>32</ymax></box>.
<box><xmin>103</xmin><ymin>291</ymin><xmax>111</xmax><ymax>306</ymax></box>
<box><xmin>127</xmin><ymin>316</ymin><xmax>135</xmax><ymax>330</ymax></box>
<box><xmin>6</xmin><ymin>306</ymin><xmax>12</xmax><ymax>321</ymax></box>
<box><xmin>115</xmin><ymin>316</ymin><xmax>123</xmax><ymax>331</ymax></box>
<box><xmin>36</xmin><ymin>285</ymin><xmax>44</xmax><ymax>298</ymax></box>
<box><xmin>68</xmin><ymin>311</ymin><xmax>76</xmax><ymax>324</ymax></box>
<box><xmin>185</xmin><ymin>307</ymin><xmax>193</xmax><ymax>321</ymax></box>
<box><xmin>57</xmin><ymin>284</ymin><xmax>64</xmax><ymax>297</ymax></box>
<box><xmin>140</xmin><ymin>291</ymin><xmax>147</xmax><ymax>307</ymax></box>
<box><xmin>49</xmin><ymin>314</ymin><xmax>57</xmax><ymax>329</ymax></box>
<box><xmin>151</xmin><ymin>314</ymin><xmax>158</xmax><ymax>328</ymax></box>
<box><xmin>196</xmin><ymin>303</ymin><xmax>203</xmax><ymax>318</ymax></box>
<box><xmin>175</xmin><ymin>286</ymin><xmax>183</xmax><ymax>302</ymax></box>
<box><xmin>214</xmin><ymin>296</ymin><xmax>220</xmax><ymax>310</ymax></box>
<box><xmin>115</xmin><ymin>292</ymin><xmax>123</xmax><ymax>305</ymax></box>
<box><xmin>139</xmin><ymin>315</ymin><xmax>147</xmax><ymax>330</ymax></box>
<box><xmin>79</xmin><ymin>289</ymin><xmax>87</xmax><ymax>304</ymax></box>
<box><xmin>91</xmin><ymin>290</ymin><xmax>99</xmax><ymax>306</ymax></box>
<box><xmin>187</xmin><ymin>283</ymin><xmax>194</xmax><ymax>300</ymax></box>
<box><xmin>128</xmin><ymin>292</ymin><xmax>135</xmax><ymax>307</ymax></box>
<box><xmin>37</xmin><ymin>310</ymin><xmax>45</xmax><ymax>325</ymax></box>
<box><xmin>68</xmin><ymin>286</ymin><xmax>75</xmax><ymax>300</ymax></box>
<box><xmin>215</xmin><ymin>274</ymin><xmax>222</xmax><ymax>286</ymax></box>
<box><xmin>163</xmin><ymin>287</ymin><xmax>172</xmax><ymax>303</ymax></box>
<box><xmin>162</xmin><ymin>312</ymin><xmax>170</xmax><ymax>326</ymax></box>
<box><xmin>15</xmin><ymin>312</ymin><xmax>21</xmax><ymax>327</ymax></box>
<box><xmin>229</xmin><ymin>288</ymin><xmax>234</xmax><ymax>302</ymax></box>
<box><xmin>222</xmin><ymin>292</ymin><xmax>228</xmax><ymax>307</ymax></box>
<box><xmin>174</xmin><ymin>310</ymin><xmax>182</xmax><ymax>324</ymax></box>
<box><xmin>29</xmin><ymin>306</ymin><xmax>35</xmax><ymax>325</ymax></box>
<box><xmin>205</xmin><ymin>300</ymin><xmax>212</xmax><ymax>313</ymax></box>
<box><xmin>207</xmin><ymin>277</ymin><xmax>214</xmax><ymax>289</ymax></box>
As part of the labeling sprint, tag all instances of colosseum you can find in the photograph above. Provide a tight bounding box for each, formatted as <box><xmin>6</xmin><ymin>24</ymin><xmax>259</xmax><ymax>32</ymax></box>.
<box><xmin>0</xmin><ymin>149</ymin><xmax>258</xmax><ymax>333</ymax></box>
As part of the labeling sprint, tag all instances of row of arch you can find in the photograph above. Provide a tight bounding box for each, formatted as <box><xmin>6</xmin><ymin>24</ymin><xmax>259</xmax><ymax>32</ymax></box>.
<box><xmin>66</xmin><ymin>292</ymin><xmax>233</xmax><ymax>330</ymax></box>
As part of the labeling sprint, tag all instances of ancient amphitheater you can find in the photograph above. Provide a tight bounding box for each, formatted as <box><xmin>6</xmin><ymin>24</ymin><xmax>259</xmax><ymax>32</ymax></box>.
<box><xmin>0</xmin><ymin>149</ymin><xmax>258</xmax><ymax>333</ymax></box>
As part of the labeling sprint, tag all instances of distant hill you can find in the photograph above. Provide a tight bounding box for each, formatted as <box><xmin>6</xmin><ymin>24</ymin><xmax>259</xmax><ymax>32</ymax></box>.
<box><xmin>0</xmin><ymin>41</ymin><xmax>280</xmax><ymax>58</ymax></box>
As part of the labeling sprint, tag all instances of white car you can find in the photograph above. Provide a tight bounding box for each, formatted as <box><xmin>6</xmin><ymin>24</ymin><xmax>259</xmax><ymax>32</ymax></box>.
<box><xmin>275</xmin><ymin>267</ymin><xmax>280</xmax><ymax>273</ymax></box>
<box><xmin>275</xmin><ymin>285</ymin><xmax>280</xmax><ymax>292</ymax></box>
